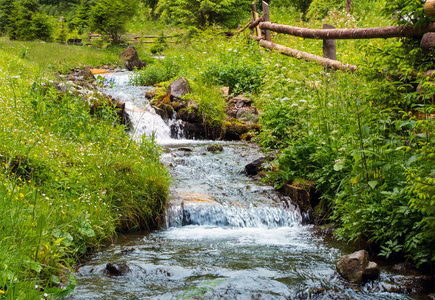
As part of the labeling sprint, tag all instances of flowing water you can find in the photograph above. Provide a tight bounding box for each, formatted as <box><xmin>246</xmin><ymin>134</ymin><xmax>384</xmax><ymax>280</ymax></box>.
<box><xmin>69</xmin><ymin>72</ymin><xmax>424</xmax><ymax>299</ymax></box>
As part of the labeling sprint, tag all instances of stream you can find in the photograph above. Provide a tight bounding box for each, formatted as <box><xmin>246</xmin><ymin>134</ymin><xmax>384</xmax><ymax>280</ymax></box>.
<box><xmin>69</xmin><ymin>71</ymin><xmax>427</xmax><ymax>299</ymax></box>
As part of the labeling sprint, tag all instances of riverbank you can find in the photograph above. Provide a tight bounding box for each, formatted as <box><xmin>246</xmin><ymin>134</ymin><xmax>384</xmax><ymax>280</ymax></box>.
<box><xmin>0</xmin><ymin>40</ymin><xmax>171</xmax><ymax>298</ymax></box>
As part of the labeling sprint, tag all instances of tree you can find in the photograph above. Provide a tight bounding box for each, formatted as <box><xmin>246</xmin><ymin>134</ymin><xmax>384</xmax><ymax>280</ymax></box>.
<box><xmin>90</xmin><ymin>0</ymin><xmax>136</xmax><ymax>43</ymax></box>
<box><xmin>155</xmin><ymin>0</ymin><xmax>252</xmax><ymax>28</ymax></box>
<box><xmin>8</xmin><ymin>0</ymin><xmax>53</xmax><ymax>41</ymax></box>
<box><xmin>0</xmin><ymin>0</ymin><xmax>14</xmax><ymax>34</ymax></box>
<box><xmin>72</xmin><ymin>0</ymin><xmax>91</xmax><ymax>32</ymax></box>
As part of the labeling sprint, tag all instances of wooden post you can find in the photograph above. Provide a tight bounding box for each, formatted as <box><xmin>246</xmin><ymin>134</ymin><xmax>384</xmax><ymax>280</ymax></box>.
<box><xmin>346</xmin><ymin>0</ymin><xmax>351</xmax><ymax>13</ymax></box>
<box><xmin>262</xmin><ymin>1</ymin><xmax>271</xmax><ymax>41</ymax></box>
<box><xmin>322</xmin><ymin>24</ymin><xmax>336</xmax><ymax>60</ymax></box>
<box><xmin>251</xmin><ymin>2</ymin><xmax>261</xmax><ymax>37</ymax></box>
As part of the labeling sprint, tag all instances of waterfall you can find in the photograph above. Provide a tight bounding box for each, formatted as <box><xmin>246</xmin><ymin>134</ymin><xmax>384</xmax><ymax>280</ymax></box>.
<box><xmin>98</xmin><ymin>72</ymin><xmax>184</xmax><ymax>143</ymax></box>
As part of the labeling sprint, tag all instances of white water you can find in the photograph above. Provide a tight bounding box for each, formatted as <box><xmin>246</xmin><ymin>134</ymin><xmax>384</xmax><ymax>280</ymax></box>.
<box><xmin>99</xmin><ymin>72</ymin><xmax>184</xmax><ymax>143</ymax></box>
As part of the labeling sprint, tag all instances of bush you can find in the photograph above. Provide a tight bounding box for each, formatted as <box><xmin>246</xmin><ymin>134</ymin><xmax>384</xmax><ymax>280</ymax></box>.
<box><xmin>131</xmin><ymin>55</ymin><xmax>180</xmax><ymax>85</ymax></box>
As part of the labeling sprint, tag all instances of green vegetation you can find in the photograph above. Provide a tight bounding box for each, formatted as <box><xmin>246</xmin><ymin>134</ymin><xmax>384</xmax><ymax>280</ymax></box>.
<box><xmin>129</xmin><ymin>0</ymin><xmax>435</xmax><ymax>268</ymax></box>
<box><xmin>0</xmin><ymin>0</ymin><xmax>435</xmax><ymax>297</ymax></box>
<box><xmin>0</xmin><ymin>39</ymin><xmax>170</xmax><ymax>298</ymax></box>
<box><xmin>89</xmin><ymin>0</ymin><xmax>137</xmax><ymax>43</ymax></box>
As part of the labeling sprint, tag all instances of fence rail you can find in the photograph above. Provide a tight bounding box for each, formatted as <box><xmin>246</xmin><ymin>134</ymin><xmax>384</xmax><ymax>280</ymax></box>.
<box><xmin>88</xmin><ymin>33</ymin><xmax>177</xmax><ymax>44</ymax></box>
<box><xmin>244</xmin><ymin>1</ymin><xmax>435</xmax><ymax>71</ymax></box>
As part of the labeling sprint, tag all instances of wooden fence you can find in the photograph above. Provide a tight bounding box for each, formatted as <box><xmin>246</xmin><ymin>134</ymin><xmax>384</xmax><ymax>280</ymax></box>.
<box><xmin>88</xmin><ymin>33</ymin><xmax>177</xmax><ymax>44</ymax></box>
<box><xmin>243</xmin><ymin>1</ymin><xmax>435</xmax><ymax>72</ymax></box>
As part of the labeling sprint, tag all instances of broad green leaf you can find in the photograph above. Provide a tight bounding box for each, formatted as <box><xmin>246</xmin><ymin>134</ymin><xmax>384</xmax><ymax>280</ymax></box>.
<box><xmin>368</xmin><ymin>181</ymin><xmax>378</xmax><ymax>189</ymax></box>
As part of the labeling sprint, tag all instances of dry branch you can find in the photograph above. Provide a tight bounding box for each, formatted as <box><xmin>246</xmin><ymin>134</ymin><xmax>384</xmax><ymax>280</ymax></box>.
<box><xmin>259</xmin><ymin>21</ymin><xmax>435</xmax><ymax>39</ymax></box>
<box><xmin>230</xmin><ymin>21</ymin><xmax>252</xmax><ymax>36</ymax></box>
<box><xmin>257</xmin><ymin>39</ymin><xmax>358</xmax><ymax>72</ymax></box>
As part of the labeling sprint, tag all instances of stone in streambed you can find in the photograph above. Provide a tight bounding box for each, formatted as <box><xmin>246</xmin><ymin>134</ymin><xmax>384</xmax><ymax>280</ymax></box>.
<box><xmin>167</xmin><ymin>77</ymin><xmax>191</xmax><ymax>100</ymax></box>
<box><xmin>104</xmin><ymin>262</ymin><xmax>131</xmax><ymax>276</ymax></box>
<box><xmin>119</xmin><ymin>46</ymin><xmax>145</xmax><ymax>71</ymax></box>
<box><xmin>336</xmin><ymin>250</ymin><xmax>380</xmax><ymax>283</ymax></box>
<box><xmin>206</xmin><ymin>144</ymin><xmax>223</xmax><ymax>153</ymax></box>
<box><xmin>245</xmin><ymin>157</ymin><xmax>266</xmax><ymax>176</ymax></box>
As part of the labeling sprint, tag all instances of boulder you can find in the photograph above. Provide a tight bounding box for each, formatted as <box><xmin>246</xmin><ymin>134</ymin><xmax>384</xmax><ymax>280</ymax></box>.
<box><xmin>105</xmin><ymin>262</ymin><xmax>131</xmax><ymax>276</ymax></box>
<box><xmin>421</xmin><ymin>32</ymin><xmax>435</xmax><ymax>54</ymax></box>
<box><xmin>245</xmin><ymin>157</ymin><xmax>266</xmax><ymax>176</ymax></box>
<box><xmin>336</xmin><ymin>250</ymin><xmax>373</xmax><ymax>284</ymax></box>
<box><xmin>362</xmin><ymin>261</ymin><xmax>380</xmax><ymax>281</ymax></box>
<box><xmin>167</xmin><ymin>77</ymin><xmax>191</xmax><ymax>100</ymax></box>
<box><xmin>207</xmin><ymin>144</ymin><xmax>224</xmax><ymax>153</ymax></box>
<box><xmin>119</xmin><ymin>46</ymin><xmax>145</xmax><ymax>71</ymax></box>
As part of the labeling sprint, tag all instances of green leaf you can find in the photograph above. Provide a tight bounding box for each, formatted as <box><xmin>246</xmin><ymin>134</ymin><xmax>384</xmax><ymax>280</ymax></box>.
<box><xmin>77</xmin><ymin>220</ymin><xmax>95</xmax><ymax>238</ymax></box>
<box><xmin>52</xmin><ymin>275</ymin><xmax>61</xmax><ymax>285</ymax></box>
<box><xmin>368</xmin><ymin>180</ymin><xmax>378</xmax><ymax>189</ymax></box>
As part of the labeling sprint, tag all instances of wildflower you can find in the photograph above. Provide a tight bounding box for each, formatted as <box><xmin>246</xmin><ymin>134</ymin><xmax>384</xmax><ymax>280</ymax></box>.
<box><xmin>19</xmin><ymin>193</ymin><xmax>24</xmax><ymax>197</ymax></box>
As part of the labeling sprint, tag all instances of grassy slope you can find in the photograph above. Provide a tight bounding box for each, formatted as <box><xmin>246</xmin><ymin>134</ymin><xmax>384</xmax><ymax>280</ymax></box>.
<box><xmin>0</xmin><ymin>39</ymin><xmax>170</xmax><ymax>298</ymax></box>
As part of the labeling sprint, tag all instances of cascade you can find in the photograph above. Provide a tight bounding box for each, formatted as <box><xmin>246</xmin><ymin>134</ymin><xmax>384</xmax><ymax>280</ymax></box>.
<box><xmin>69</xmin><ymin>71</ymin><xmax>419</xmax><ymax>300</ymax></box>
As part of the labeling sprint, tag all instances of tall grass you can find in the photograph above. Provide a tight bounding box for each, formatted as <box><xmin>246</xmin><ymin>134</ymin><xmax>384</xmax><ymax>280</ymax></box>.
<box><xmin>0</xmin><ymin>42</ymin><xmax>170</xmax><ymax>298</ymax></box>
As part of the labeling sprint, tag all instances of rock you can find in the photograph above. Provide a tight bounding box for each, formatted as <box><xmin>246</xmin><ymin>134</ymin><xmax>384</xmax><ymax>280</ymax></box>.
<box><xmin>154</xmin><ymin>106</ymin><xmax>170</xmax><ymax>121</ymax></box>
<box><xmin>145</xmin><ymin>90</ymin><xmax>156</xmax><ymax>99</ymax></box>
<box><xmin>186</xmin><ymin>99</ymin><xmax>199</xmax><ymax>110</ymax></box>
<box><xmin>178</xmin><ymin>147</ymin><xmax>193</xmax><ymax>152</ymax></box>
<box><xmin>121</xmin><ymin>248</ymin><xmax>135</xmax><ymax>255</ymax></box>
<box><xmin>177</xmin><ymin>109</ymin><xmax>198</xmax><ymax>122</ymax></box>
<box><xmin>207</xmin><ymin>144</ymin><xmax>224</xmax><ymax>153</ymax></box>
<box><xmin>119</xmin><ymin>46</ymin><xmax>145</xmax><ymax>71</ymax></box>
<box><xmin>105</xmin><ymin>262</ymin><xmax>131</xmax><ymax>276</ymax></box>
<box><xmin>281</xmin><ymin>181</ymin><xmax>320</xmax><ymax>224</ymax></box>
<box><xmin>393</xmin><ymin>275</ymin><xmax>435</xmax><ymax>294</ymax></box>
<box><xmin>421</xmin><ymin>32</ymin><xmax>435</xmax><ymax>54</ymax></box>
<box><xmin>178</xmin><ymin>192</ymin><xmax>217</xmax><ymax>205</ymax></box>
<box><xmin>221</xmin><ymin>86</ymin><xmax>230</xmax><ymax>97</ymax></box>
<box><xmin>90</xmin><ymin>69</ymin><xmax>107</xmax><ymax>75</ymax></box>
<box><xmin>83</xmin><ymin>66</ymin><xmax>93</xmax><ymax>80</ymax></box>
<box><xmin>236</xmin><ymin>108</ymin><xmax>259</xmax><ymax>123</ymax></box>
<box><xmin>425</xmin><ymin>0</ymin><xmax>435</xmax><ymax>17</ymax></box>
<box><xmin>230</xmin><ymin>95</ymin><xmax>252</xmax><ymax>106</ymax></box>
<box><xmin>336</xmin><ymin>250</ymin><xmax>369</xmax><ymax>284</ymax></box>
<box><xmin>245</xmin><ymin>157</ymin><xmax>266</xmax><ymax>176</ymax></box>
<box><xmin>167</xmin><ymin>77</ymin><xmax>191</xmax><ymax>100</ymax></box>
<box><xmin>362</xmin><ymin>261</ymin><xmax>380</xmax><ymax>281</ymax></box>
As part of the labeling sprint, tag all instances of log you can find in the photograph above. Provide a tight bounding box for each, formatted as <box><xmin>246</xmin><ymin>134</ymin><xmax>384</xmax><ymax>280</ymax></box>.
<box><xmin>259</xmin><ymin>21</ymin><xmax>435</xmax><ymax>40</ymax></box>
<box><xmin>250</xmin><ymin>35</ymin><xmax>265</xmax><ymax>41</ymax></box>
<box><xmin>231</xmin><ymin>21</ymin><xmax>252</xmax><ymax>36</ymax></box>
<box><xmin>249</xmin><ymin>16</ymin><xmax>264</xmax><ymax>30</ymax></box>
<box><xmin>257</xmin><ymin>39</ymin><xmax>358</xmax><ymax>72</ymax></box>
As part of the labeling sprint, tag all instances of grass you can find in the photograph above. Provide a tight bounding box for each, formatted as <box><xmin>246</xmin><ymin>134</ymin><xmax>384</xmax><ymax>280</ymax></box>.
<box><xmin>0</xmin><ymin>40</ymin><xmax>170</xmax><ymax>298</ymax></box>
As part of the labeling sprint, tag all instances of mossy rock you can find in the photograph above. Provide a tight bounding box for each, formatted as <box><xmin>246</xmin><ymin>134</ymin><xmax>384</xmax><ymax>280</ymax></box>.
<box><xmin>206</xmin><ymin>144</ymin><xmax>224</xmax><ymax>153</ymax></box>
